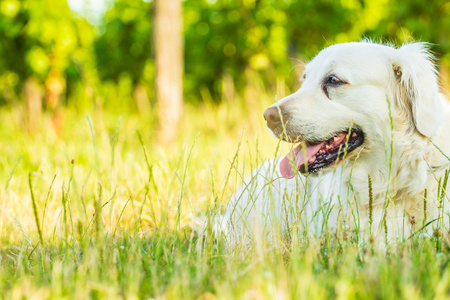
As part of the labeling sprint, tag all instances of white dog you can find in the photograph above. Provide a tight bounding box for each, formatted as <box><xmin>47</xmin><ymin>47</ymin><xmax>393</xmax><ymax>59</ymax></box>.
<box><xmin>223</xmin><ymin>41</ymin><xmax>450</xmax><ymax>248</ymax></box>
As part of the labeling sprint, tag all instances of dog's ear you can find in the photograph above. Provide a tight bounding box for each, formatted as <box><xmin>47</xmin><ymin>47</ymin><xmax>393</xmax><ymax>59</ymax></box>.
<box><xmin>391</xmin><ymin>43</ymin><xmax>443</xmax><ymax>137</ymax></box>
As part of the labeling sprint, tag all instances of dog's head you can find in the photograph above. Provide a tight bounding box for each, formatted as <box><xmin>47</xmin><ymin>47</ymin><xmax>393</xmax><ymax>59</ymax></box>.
<box><xmin>264</xmin><ymin>42</ymin><xmax>444</xmax><ymax>179</ymax></box>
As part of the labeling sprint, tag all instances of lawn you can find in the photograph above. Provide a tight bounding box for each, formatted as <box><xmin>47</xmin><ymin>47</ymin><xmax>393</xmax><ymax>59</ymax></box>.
<box><xmin>1</xmin><ymin>93</ymin><xmax>450</xmax><ymax>299</ymax></box>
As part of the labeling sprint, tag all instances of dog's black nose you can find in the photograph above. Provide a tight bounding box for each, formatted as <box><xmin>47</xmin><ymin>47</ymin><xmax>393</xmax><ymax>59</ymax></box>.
<box><xmin>263</xmin><ymin>107</ymin><xmax>282</xmax><ymax>127</ymax></box>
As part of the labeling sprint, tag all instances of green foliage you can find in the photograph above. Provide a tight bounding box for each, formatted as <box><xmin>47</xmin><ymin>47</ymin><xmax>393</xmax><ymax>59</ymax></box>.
<box><xmin>0</xmin><ymin>0</ymin><xmax>93</xmax><ymax>97</ymax></box>
<box><xmin>94</xmin><ymin>0</ymin><xmax>152</xmax><ymax>85</ymax></box>
<box><xmin>0</xmin><ymin>0</ymin><xmax>449</xmax><ymax>107</ymax></box>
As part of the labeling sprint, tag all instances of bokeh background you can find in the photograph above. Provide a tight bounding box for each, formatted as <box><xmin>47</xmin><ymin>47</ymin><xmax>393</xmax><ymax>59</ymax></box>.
<box><xmin>1</xmin><ymin>0</ymin><xmax>450</xmax><ymax>235</ymax></box>
<box><xmin>1</xmin><ymin>2</ymin><xmax>450</xmax><ymax>298</ymax></box>
<box><xmin>0</xmin><ymin>0</ymin><xmax>449</xmax><ymax>132</ymax></box>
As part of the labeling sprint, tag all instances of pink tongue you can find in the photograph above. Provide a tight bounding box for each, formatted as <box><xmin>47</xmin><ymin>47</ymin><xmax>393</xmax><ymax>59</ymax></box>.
<box><xmin>279</xmin><ymin>142</ymin><xmax>325</xmax><ymax>179</ymax></box>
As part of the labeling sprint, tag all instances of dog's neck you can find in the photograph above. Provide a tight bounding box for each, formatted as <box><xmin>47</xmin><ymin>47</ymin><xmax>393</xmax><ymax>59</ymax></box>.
<box><xmin>345</xmin><ymin>125</ymin><xmax>446</xmax><ymax>207</ymax></box>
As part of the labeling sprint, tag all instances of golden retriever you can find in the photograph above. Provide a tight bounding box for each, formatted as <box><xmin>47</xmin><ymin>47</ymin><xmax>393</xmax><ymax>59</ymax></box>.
<box><xmin>224</xmin><ymin>41</ymin><xmax>450</xmax><ymax>248</ymax></box>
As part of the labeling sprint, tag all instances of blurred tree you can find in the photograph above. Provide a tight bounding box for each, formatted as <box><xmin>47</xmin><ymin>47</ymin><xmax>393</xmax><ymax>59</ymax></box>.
<box><xmin>0</xmin><ymin>0</ymin><xmax>95</xmax><ymax>130</ymax></box>
<box><xmin>154</xmin><ymin>0</ymin><xmax>183</xmax><ymax>143</ymax></box>
<box><xmin>285</xmin><ymin>0</ymin><xmax>354</xmax><ymax>57</ymax></box>
<box><xmin>94</xmin><ymin>0</ymin><xmax>152</xmax><ymax>113</ymax></box>
<box><xmin>368</xmin><ymin>0</ymin><xmax>450</xmax><ymax>60</ymax></box>
<box><xmin>0</xmin><ymin>0</ymin><xmax>449</xmax><ymax>112</ymax></box>
<box><xmin>182</xmin><ymin>0</ymin><xmax>355</xmax><ymax>102</ymax></box>
<box><xmin>183</xmin><ymin>0</ymin><xmax>287</xmax><ymax>103</ymax></box>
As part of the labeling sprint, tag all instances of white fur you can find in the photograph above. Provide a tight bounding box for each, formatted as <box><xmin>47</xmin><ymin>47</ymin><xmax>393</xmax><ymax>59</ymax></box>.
<box><xmin>223</xmin><ymin>42</ymin><xmax>450</xmax><ymax>248</ymax></box>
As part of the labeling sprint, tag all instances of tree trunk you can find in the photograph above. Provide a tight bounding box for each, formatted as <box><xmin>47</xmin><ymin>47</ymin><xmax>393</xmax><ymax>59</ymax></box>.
<box><xmin>23</xmin><ymin>77</ymin><xmax>42</xmax><ymax>132</ymax></box>
<box><xmin>133</xmin><ymin>84</ymin><xmax>151</xmax><ymax>114</ymax></box>
<box><xmin>154</xmin><ymin>0</ymin><xmax>183</xmax><ymax>143</ymax></box>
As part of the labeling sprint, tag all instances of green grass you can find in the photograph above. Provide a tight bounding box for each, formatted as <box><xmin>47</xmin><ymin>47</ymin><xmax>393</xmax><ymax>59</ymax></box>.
<box><xmin>1</xmin><ymin>95</ymin><xmax>450</xmax><ymax>299</ymax></box>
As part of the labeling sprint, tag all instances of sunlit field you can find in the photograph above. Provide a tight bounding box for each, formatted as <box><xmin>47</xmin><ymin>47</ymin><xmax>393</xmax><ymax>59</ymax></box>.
<box><xmin>1</xmin><ymin>82</ymin><xmax>450</xmax><ymax>299</ymax></box>
<box><xmin>2</xmin><ymin>0</ymin><xmax>450</xmax><ymax>298</ymax></box>
<box><xmin>0</xmin><ymin>87</ymin><xmax>276</xmax><ymax>298</ymax></box>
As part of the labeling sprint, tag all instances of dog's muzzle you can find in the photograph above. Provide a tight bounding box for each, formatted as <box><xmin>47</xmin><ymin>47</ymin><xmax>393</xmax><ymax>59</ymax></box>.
<box><xmin>263</xmin><ymin>107</ymin><xmax>282</xmax><ymax>131</ymax></box>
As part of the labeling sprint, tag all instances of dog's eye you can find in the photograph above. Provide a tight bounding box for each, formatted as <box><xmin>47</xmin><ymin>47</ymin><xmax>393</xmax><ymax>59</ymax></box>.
<box><xmin>326</xmin><ymin>75</ymin><xmax>340</xmax><ymax>84</ymax></box>
<box><xmin>323</xmin><ymin>75</ymin><xmax>346</xmax><ymax>98</ymax></box>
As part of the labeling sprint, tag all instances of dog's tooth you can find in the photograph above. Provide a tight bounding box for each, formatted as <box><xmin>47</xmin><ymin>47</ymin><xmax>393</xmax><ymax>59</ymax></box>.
<box><xmin>333</xmin><ymin>136</ymin><xmax>338</xmax><ymax>142</ymax></box>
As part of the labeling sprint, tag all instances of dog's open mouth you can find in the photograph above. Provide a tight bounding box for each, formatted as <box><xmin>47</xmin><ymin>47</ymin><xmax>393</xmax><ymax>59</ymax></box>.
<box><xmin>279</xmin><ymin>128</ymin><xmax>364</xmax><ymax>179</ymax></box>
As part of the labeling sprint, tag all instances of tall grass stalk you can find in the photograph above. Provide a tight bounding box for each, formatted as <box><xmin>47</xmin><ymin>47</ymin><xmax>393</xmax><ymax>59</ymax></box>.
<box><xmin>423</xmin><ymin>189</ymin><xmax>428</xmax><ymax>228</ymax></box>
<box><xmin>95</xmin><ymin>183</ymin><xmax>103</xmax><ymax>241</ymax></box>
<box><xmin>86</xmin><ymin>114</ymin><xmax>100</xmax><ymax>174</ymax></box>
<box><xmin>61</xmin><ymin>185</ymin><xmax>69</xmax><ymax>243</ymax></box>
<box><xmin>176</xmin><ymin>133</ymin><xmax>199</xmax><ymax>230</ymax></box>
<box><xmin>28</xmin><ymin>173</ymin><xmax>43</xmax><ymax>245</ymax></box>
<box><xmin>436</xmin><ymin>170</ymin><xmax>448</xmax><ymax>251</ymax></box>
<box><xmin>382</xmin><ymin>95</ymin><xmax>395</xmax><ymax>246</ymax></box>
<box><xmin>41</xmin><ymin>172</ymin><xmax>57</xmax><ymax>230</ymax></box>
<box><xmin>5</xmin><ymin>154</ymin><xmax>22</xmax><ymax>190</ymax></box>
<box><xmin>368</xmin><ymin>173</ymin><xmax>373</xmax><ymax>235</ymax></box>
<box><xmin>136</xmin><ymin>130</ymin><xmax>156</xmax><ymax>231</ymax></box>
